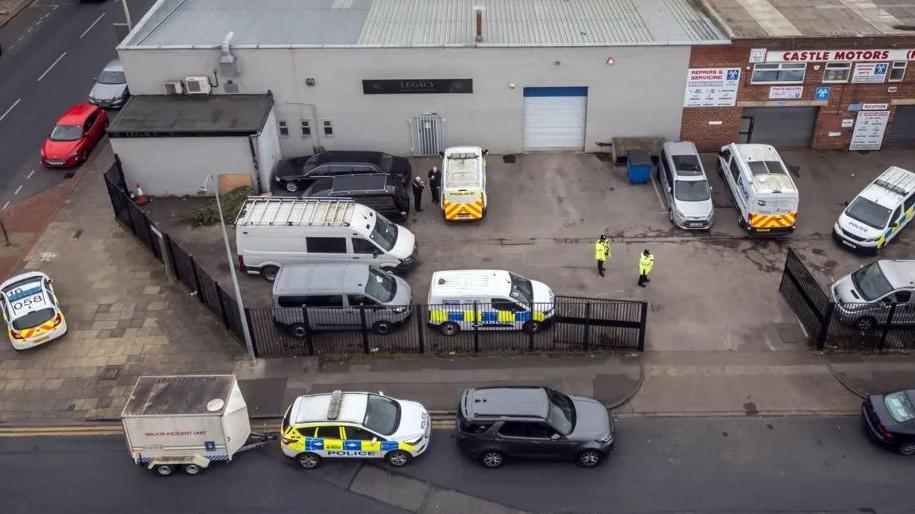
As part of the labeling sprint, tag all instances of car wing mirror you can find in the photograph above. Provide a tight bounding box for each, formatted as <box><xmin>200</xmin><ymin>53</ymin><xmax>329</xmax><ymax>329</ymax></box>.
<box><xmin>371</xmin><ymin>437</ymin><xmax>377</xmax><ymax>444</ymax></box>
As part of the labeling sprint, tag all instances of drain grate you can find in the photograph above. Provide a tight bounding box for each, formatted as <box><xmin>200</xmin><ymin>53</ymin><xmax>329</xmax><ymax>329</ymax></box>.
<box><xmin>64</xmin><ymin>172</ymin><xmax>75</xmax><ymax>179</ymax></box>
<box><xmin>73</xmin><ymin>228</ymin><xmax>83</xmax><ymax>239</ymax></box>
<box><xmin>100</xmin><ymin>365</ymin><xmax>122</xmax><ymax>381</ymax></box>
<box><xmin>502</xmin><ymin>154</ymin><xmax>516</xmax><ymax>164</ymax></box>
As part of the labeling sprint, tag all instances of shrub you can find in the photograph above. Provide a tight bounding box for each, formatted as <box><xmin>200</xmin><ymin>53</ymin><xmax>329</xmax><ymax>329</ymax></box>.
<box><xmin>188</xmin><ymin>187</ymin><xmax>253</xmax><ymax>227</ymax></box>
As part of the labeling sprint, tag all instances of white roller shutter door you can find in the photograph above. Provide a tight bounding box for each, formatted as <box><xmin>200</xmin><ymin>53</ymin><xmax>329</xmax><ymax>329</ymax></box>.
<box><xmin>523</xmin><ymin>87</ymin><xmax>588</xmax><ymax>151</ymax></box>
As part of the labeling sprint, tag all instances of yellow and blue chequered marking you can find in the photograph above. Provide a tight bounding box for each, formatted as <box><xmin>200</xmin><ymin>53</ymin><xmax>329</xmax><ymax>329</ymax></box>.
<box><xmin>301</xmin><ymin>437</ymin><xmax>412</xmax><ymax>455</ymax></box>
<box><xmin>429</xmin><ymin>307</ymin><xmax>547</xmax><ymax>324</ymax></box>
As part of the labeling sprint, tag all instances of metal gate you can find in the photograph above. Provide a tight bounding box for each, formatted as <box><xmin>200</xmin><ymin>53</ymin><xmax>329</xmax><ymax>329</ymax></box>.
<box><xmin>409</xmin><ymin>114</ymin><xmax>445</xmax><ymax>155</ymax></box>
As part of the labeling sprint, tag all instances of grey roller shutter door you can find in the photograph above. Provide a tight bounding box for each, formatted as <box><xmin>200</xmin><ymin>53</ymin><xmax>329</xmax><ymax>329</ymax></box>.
<box><xmin>742</xmin><ymin>107</ymin><xmax>817</xmax><ymax>148</ymax></box>
<box><xmin>888</xmin><ymin>106</ymin><xmax>915</xmax><ymax>146</ymax></box>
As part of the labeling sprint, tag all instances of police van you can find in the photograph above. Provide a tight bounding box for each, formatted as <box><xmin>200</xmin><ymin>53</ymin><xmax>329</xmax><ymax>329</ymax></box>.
<box><xmin>440</xmin><ymin>146</ymin><xmax>487</xmax><ymax>221</ymax></box>
<box><xmin>427</xmin><ymin>270</ymin><xmax>555</xmax><ymax>335</ymax></box>
<box><xmin>281</xmin><ymin>390</ymin><xmax>430</xmax><ymax>469</ymax></box>
<box><xmin>717</xmin><ymin>143</ymin><xmax>799</xmax><ymax>234</ymax></box>
<box><xmin>0</xmin><ymin>271</ymin><xmax>67</xmax><ymax>350</ymax></box>
<box><xmin>833</xmin><ymin>166</ymin><xmax>915</xmax><ymax>254</ymax></box>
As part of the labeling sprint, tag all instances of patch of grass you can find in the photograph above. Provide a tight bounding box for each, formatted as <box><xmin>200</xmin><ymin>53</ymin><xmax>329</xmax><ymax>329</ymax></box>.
<box><xmin>187</xmin><ymin>187</ymin><xmax>253</xmax><ymax>226</ymax></box>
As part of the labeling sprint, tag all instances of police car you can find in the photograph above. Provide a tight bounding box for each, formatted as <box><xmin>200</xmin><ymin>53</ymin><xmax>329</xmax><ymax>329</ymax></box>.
<box><xmin>833</xmin><ymin>166</ymin><xmax>915</xmax><ymax>254</ymax></box>
<box><xmin>0</xmin><ymin>271</ymin><xmax>67</xmax><ymax>350</ymax></box>
<box><xmin>281</xmin><ymin>390</ymin><xmax>430</xmax><ymax>469</ymax></box>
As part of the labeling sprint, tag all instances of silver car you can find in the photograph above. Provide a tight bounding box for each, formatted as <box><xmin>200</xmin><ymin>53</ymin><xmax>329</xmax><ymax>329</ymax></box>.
<box><xmin>832</xmin><ymin>260</ymin><xmax>915</xmax><ymax>331</ymax></box>
<box><xmin>89</xmin><ymin>59</ymin><xmax>129</xmax><ymax>109</ymax></box>
<box><xmin>659</xmin><ymin>141</ymin><xmax>714</xmax><ymax>230</ymax></box>
<box><xmin>272</xmin><ymin>263</ymin><xmax>412</xmax><ymax>336</ymax></box>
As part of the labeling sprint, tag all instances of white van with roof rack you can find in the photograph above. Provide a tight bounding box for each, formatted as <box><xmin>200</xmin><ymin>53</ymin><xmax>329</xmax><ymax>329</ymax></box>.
<box><xmin>833</xmin><ymin>166</ymin><xmax>915</xmax><ymax>254</ymax></box>
<box><xmin>717</xmin><ymin>143</ymin><xmax>799</xmax><ymax>234</ymax></box>
<box><xmin>235</xmin><ymin>197</ymin><xmax>417</xmax><ymax>281</ymax></box>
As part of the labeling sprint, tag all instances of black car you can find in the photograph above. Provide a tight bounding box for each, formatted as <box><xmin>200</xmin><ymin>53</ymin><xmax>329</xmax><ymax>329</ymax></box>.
<box><xmin>274</xmin><ymin>151</ymin><xmax>412</xmax><ymax>193</ymax></box>
<box><xmin>454</xmin><ymin>386</ymin><xmax>614</xmax><ymax>468</ymax></box>
<box><xmin>862</xmin><ymin>389</ymin><xmax>915</xmax><ymax>455</ymax></box>
<box><xmin>301</xmin><ymin>174</ymin><xmax>410</xmax><ymax>222</ymax></box>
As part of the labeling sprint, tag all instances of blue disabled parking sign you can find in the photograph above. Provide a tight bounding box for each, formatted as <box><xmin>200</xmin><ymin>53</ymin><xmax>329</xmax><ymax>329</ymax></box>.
<box><xmin>815</xmin><ymin>87</ymin><xmax>830</xmax><ymax>100</ymax></box>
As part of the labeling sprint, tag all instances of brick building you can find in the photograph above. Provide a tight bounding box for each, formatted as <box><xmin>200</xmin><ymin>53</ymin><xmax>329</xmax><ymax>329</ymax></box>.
<box><xmin>682</xmin><ymin>0</ymin><xmax>915</xmax><ymax>152</ymax></box>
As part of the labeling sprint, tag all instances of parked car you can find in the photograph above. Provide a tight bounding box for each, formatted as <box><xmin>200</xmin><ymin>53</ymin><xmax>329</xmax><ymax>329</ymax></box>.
<box><xmin>833</xmin><ymin>166</ymin><xmax>915</xmax><ymax>254</ymax></box>
<box><xmin>454</xmin><ymin>386</ymin><xmax>614</xmax><ymax>468</ymax></box>
<box><xmin>659</xmin><ymin>141</ymin><xmax>713</xmax><ymax>230</ymax></box>
<box><xmin>272</xmin><ymin>263</ymin><xmax>412</xmax><ymax>337</ymax></box>
<box><xmin>235</xmin><ymin>197</ymin><xmax>418</xmax><ymax>281</ymax></box>
<box><xmin>440</xmin><ymin>146</ymin><xmax>487</xmax><ymax>221</ymax></box>
<box><xmin>861</xmin><ymin>389</ymin><xmax>915</xmax><ymax>456</ymax></box>
<box><xmin>301</xmin><ymin>174</ymin><xmax>410</xmax><ymax>221</ymax></box>
<box><xmin>281</xmin><ymin>390</ymin><xmax>431</xmax><ymax>469</ymax></box>
<box><xmin>831</xmin><ymin>260</ymin><xmax>915</xmax><ymax>332</ymax></box>
<box><xmin>41</xmin><ymin>103</ymin><xmax>107</xmax><ymax>168</ymax></box>
<box><xmin>717</xmin><ymin>143</ymin><xmax>798</xmax><ymax>233</ymax></box>
<box><xmin>88</xmin><ymin>59</ymin><xmax>129</xmax><ymax>109</ymax></box>
<box><xmin>274</xmin><ymin>151</ymin><xmax>412</xmax><ymax>192</ymax></box>
<box><xmin>0</xmin><ymin>271</ymin><xmax>67</xmax><ymax>350</ymax></box>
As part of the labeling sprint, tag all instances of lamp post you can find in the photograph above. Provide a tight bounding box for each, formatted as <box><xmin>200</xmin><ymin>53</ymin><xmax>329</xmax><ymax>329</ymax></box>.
<box><xmin>202</xmin><ymin>174</ymin><xmax>255</xmax><ymax>360</ymax></box>
<box><xmin>122</xmin><ymin>0</ymin><xmax>133</xmax><ymax>31</ymax></box>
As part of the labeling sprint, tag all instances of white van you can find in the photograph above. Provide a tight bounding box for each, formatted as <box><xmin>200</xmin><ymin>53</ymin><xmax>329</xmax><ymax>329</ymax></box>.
<box><xmin>235</xmin><ymin>197</ymin><xmax>417</xmax><ymax>281</ymax></box>
<box><xmin>440</xmin><ymin>146</ymin><xmax>487</xmax><ymax>221</ymax></box>
<box><xmin>832</xmin><ymin>260</ymin><xmax>915</xmax><ymax>331</ymax></box>
<box><xmin>717</xmin><ymin>143</ymin><xmax>799</xmax><ymax>234</ymax></box>
<box><xmin>833</xmin><ymin>166</ymin><xmax>915</xmax><ymax>254</ymax></box>
<box><xmin>427</xmin><ymin>270</ymin><xmax>555</xmax><ymax>335</ymax></box>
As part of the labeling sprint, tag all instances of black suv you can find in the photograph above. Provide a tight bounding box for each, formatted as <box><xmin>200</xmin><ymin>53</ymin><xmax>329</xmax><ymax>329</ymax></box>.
<box><xmin>454</xmin><ymin>386</ymin><xmax>614</xmax><ymax>468</ymax></box>
<box><xmin>274</xmin><ymin>151</ymin><xmax>412</xmax><ymax>193</ymax></box>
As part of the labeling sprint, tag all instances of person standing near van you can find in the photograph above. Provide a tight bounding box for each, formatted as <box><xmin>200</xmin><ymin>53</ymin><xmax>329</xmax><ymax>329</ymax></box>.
<box><xmin>594</xmin><ymin>234</ymin><xmax>611</xmax><ymax>277</ymax></box>
<box><xmin>412</xmin><ymin>176</ymin><xmax>426</xmax><ymax>213</ymax></box>
<box><xmin>638</xmin><ymin>249</ymin><xmax>654</xmax><ymax>287</ymax></box>
<box><xmin>428</xmin><ymin>165</ymin><xmax>442</xmax><ymax>206</ymax></box>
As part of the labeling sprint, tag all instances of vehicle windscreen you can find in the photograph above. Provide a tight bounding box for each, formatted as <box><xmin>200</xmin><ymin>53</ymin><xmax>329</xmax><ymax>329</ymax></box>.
<box><xmin>674</xmin><ymin>180</ymin><xmax>711</xmax><ymax>202</ymax></box>
<box><xmin>851</xmin><ymin>262</ymin><xmax>894</xmax><ymax>301</ymax></box>
<box><xmin>369</xmin><ymin>214</ymin><xmax>398</xmax><ymax>252</ymax></box>
<box><xmin>366</xmin><ymin>267</ymin><xmax>397</xmax><ymax>303</ymax></box>
<box><xmin>11</xmin><ymin>307</ymin><xmax>55</xmax><ymax>331</ymax></box>
<box><xmin>50</xmin><ymin>125</ymin><xmax>83</xmax><ymax>141</ymax></box>
<box><xmin>844</xmin><ymin>197</ymin><xmax>892</xmax><ymax>230</ymax></box>
<box><xmin>883</xmin><ymin>391</ymin><xmax>915</xmax><ymax>423</ymax></box>
<box><xmin>545</xmin><ymin>389</ymin><xmax>576</xmax><ymax>435</ymax></box>
<box><xmin>97</xmin><ymin>70</ymin><xmax>126</xmax><ymax>84</ymax></box>
<box><xmin>508</xmin><ymin>272</ymin><xmax>533</xmax><ymax>305</ymax></box>
<box><xmin>672</xmin><ymin>155</ymin><xmax>702</xmax><ymax>175</ymax></box>
<box><xmin>363</xmin><ymin>395</ymin><xmax>401</xmax><ymax>435</ymax></box>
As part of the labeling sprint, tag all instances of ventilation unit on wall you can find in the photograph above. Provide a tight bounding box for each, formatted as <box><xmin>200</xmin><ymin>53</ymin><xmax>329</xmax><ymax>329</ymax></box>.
<box><xmin>163</xmin><ymin>80</ymin><xmax>184</xmax><ymax>95</ymax></box>
<box><xmin>184</xmin><ymin>76</ymin><xmax>212</xmax><ymax>95</ymax></box>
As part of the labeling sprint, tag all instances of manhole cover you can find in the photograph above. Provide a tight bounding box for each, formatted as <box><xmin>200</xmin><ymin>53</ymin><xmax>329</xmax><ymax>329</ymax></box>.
<box><xmin>100</xmin><ymin>365</ymin><xmax>122</xmax><ymax>381</ymax></box>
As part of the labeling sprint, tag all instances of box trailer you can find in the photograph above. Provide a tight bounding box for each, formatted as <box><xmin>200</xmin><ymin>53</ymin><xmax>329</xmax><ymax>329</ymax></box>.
<box><xmin>121</xmin><ymin>375</ymin><xmax>270</xmax><ymax>476</ymax></box>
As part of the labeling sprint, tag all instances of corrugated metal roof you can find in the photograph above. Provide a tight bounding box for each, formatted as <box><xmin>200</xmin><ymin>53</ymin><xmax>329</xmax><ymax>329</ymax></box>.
<box><xmin>123</xmin><ymin>0</ymin><xmax>727</xmax><ymax>49</ymax></box>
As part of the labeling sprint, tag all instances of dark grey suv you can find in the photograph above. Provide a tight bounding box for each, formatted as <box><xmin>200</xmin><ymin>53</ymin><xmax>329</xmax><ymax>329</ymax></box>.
<box><xmin>274</xmin><ymin>151</ymin><xmax>412</xmax><ymax>193</ymax></box>
<box><xmin>454</xmin><ymin>386</ymin><xmax>614</xmax><ymax>468</ymax></box>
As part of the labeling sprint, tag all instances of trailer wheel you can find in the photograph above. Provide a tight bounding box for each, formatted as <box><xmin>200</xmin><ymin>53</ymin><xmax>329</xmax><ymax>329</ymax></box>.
<box><xmin>297</xmin><ymin>452</ymin><xmax>321</xmax><ymax>469</ymax></box>
<box><xmin>183</xmin><ymin>464</ymin><xmax>203</xmax><ymax>476</ymax></box>
<box><xmin>154</xmin><ymin>464</ymin><xmax>175</xmax><ymax>477</ymax></box>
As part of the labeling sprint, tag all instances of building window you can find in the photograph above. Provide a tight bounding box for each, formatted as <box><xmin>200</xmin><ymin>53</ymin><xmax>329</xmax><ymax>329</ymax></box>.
<box><xmin>890</xmin><ymin>61</ymin><xmax>907</xmax><ymax>82</ymax></box>
<box><xmin>751</xmin><ymin>63</ymin><xmax>806</xmax><ymax>84</ymax></box>
<box><xmin>300</xmin><ymin>120</ymin><xmax>311</xmax><ymax>137</ymax></box>
<box><xmin>278</xmin><ymin>120</ymin><xmax>289</xmax><ymax>137</ymax></box>
<box><xmin>322</xmin><ymin>120</ymin><xmax>334</xmax><ymax>137</ymax></box>
<box><xmin>823</xmin><ymin>62</ymin><xmax>851</xmax><ymax>83</ymax></box>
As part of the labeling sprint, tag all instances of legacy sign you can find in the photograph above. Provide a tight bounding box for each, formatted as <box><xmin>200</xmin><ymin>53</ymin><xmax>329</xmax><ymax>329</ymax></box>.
<box><xmin>363</xmin><ymin>79</ymin><xmax>473</xmax><ymax>94</ymax></box>
<box><xmin>766</xmin><ymin>49</ymin><xmax>915</xmax><ymax>63</ymax></box>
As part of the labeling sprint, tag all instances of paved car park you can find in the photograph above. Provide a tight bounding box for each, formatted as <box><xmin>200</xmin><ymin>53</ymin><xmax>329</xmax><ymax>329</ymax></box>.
<box><xmin>149</xmin><ymin>147</ymin><xmax>915</xmax><ymax>354</ymax></box>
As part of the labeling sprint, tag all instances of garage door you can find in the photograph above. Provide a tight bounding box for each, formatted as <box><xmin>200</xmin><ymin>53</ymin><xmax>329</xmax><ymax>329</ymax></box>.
<box><xmin>887</xmin><ymin>105</ymin><xmax>915</xmax><ymax>146</ymax></box>
<box><xmin>742</xmin><ymin>107</ymin><xmax>818</xmax><ymax>148</ymax></box>
<box><xmin>523</xmin><ymin>87</ymin><xmax>588</xmax><ymax>151</ymax></box>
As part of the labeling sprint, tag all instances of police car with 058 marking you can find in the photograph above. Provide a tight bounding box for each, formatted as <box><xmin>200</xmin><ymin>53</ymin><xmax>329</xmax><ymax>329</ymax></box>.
<box><xmin>281</xmin><ymin>390</ymin><xmax>430</xmax><ymax>469</ymax></box>
<box><xmin>0</xmin><ymin>271</ymin><xmax>67</xmax><ymax>350</ymax></box>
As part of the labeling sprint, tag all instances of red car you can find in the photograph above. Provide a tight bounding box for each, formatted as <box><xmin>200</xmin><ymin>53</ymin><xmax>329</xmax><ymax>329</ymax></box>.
<box><xmin>40</xmin><ymin>103</ymin><xmax>107</xmax><ymax>168</ymax></box>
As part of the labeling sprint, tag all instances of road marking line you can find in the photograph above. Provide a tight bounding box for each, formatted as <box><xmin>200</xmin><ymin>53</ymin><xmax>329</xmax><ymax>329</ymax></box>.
<box><xmin>2</xmin><ymin>202</ymin><xmax>9</xmax><ymax>211</ymax></box>
<box><xmin>80</xmin><ymin>12</ymin><xmax>106</xmax><ymax>39</ymax></box>
<box><xmin>26</xmin><ymin>169</ymin><xmax>36</xmax><ymax>180</ymax></box>
<box><xmin>37</xmin><ymin>51</ymin><xmax>67</xmax><ymax>82</ymax></box>
<box><xmin>0</xmin><ymin>98</ymin><xmax>21</xmax><ymax>122</ymax></box>
<box><xmin>14</xmin><ymin>185</ymin><xmax>23</xmax><ymax>195</ymax></box>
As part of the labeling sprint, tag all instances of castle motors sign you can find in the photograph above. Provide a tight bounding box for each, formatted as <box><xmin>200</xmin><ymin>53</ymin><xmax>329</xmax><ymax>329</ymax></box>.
<box><xmin>766</xmin><ymin>49</ymin><xmax>915</xmax><ymax>63</ymax></box>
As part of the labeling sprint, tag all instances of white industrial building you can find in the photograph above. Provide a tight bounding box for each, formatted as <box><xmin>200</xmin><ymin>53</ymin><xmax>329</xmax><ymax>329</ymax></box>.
<box><xmin>115</xmin><ymin>0</ymin><xmax>727</xmax><ymax>174</ymax></box>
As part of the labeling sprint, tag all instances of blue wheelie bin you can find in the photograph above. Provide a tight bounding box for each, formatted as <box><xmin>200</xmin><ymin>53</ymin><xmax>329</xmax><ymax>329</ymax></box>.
<box><xmin>627</xmin><ymin>149</ymin><xmax>653</xmax><ymax>184</ymax></box>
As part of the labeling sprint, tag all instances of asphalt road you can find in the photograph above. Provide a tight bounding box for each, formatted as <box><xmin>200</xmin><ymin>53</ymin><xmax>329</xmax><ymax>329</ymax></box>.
<box><xmin>0</xmin><ymin>0</ymin><xmax>155</xmax><ymax>211</ymax></box>
<box><xmin>2</xmin><ymin>416</ymin><xmax>913</xmax><ymax>513</ymax></box>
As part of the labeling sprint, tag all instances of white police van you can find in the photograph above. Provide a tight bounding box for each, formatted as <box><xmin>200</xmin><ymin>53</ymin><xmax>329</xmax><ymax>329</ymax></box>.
<box><xmin>833</xmin><ymin>166</ymin><xmax>915</xmax><ymax>254</ymax></box>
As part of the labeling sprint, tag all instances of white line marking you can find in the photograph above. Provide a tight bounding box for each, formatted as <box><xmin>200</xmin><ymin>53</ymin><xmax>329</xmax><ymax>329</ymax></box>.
<box><xmin>37</xmin><ymin>51</ymin><xmax>66</xmax><ymax>82</ymax></box>
<box><xmin>6</xmin><ymin>45</ymin><xmax>14</xmax><ymax>51</ymax></box>
<box><xmin>80</xmin><ymin>12</ymin><xmax>105</xmax><ymax>39</ymax></box>
<box><xmin>650</xmin><ymin>171</ymin><xmax>667</xmax><ymax>210</ymax></box>
<box><xmin>0</xmin><ymin>98</ymin><xmax>22</xmax><ymax>122</ymax></box>
<box><xmin>1</xmin><ymin>202</ymin><xmax>9</xmax><ymax>211</ymax></box>
<box><xmin>26</xmin><ymin>169</ymin><xmax>36</xmax><ymax>180</ymax></box>
<box><xmin>14</xmin><ymin>185</ymin><xmax>23</xmax><ymax>195</ymax></box>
